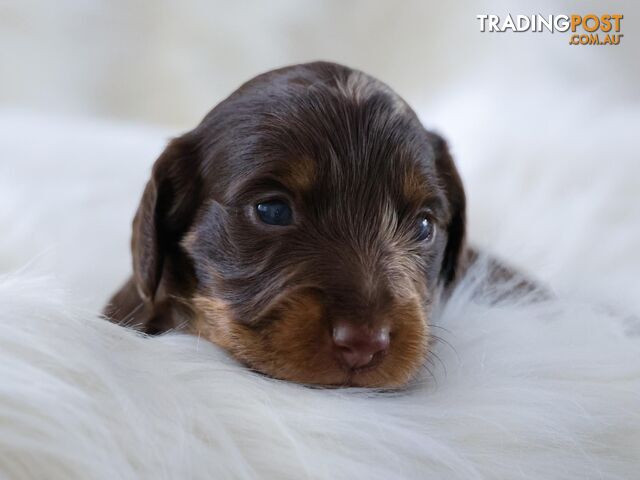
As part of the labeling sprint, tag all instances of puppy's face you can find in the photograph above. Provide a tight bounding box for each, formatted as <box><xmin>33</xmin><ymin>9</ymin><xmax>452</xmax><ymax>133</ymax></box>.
<box><xmin>131</xmin><ymin>63</ymin><xmax>466</xmax><ymax>388</ymax></box>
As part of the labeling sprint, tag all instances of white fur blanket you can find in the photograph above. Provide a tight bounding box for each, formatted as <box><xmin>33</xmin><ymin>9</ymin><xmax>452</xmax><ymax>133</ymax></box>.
<box><xmin>0</xmin><ymin>98</ymin><xmax>639</xmax><ymax>479</ymax></box>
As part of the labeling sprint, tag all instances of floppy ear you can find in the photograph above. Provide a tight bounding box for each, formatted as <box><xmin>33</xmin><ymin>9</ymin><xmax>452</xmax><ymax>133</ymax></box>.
<box><xmin>104</xmin><ymin>133</ymin><xmax>203</xmax><ymax>331</ymax></box>
<box><xmin>427</xmin><ymin>131</ymin><xmax>467</xmax><ymax>287</ymax></box>
<box><xmin>425</xmin><ymin>132</ymin><xmax>548</xmax><ymax>299</ymax></box>
<box><xmin>132</xmin><ymin>133</ymin><xmax>202</xmax><ymax>303</ymax></box>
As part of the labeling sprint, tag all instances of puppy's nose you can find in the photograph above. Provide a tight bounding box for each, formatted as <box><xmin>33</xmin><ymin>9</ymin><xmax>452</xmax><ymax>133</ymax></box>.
<box><xmin>332</xmin><ymin>322</ymin><xmax>390</xmax><ymax>369</ymax></box>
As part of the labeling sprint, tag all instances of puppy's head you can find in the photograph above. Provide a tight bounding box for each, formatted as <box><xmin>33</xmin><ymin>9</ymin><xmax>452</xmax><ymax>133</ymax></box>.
<box><xmin>132</xmin><ymin>62</ymin><xmax>466</xmax><ymax>387</ymax></box>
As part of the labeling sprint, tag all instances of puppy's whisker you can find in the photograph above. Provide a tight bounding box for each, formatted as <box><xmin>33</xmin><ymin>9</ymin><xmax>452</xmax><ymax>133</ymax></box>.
<box><xmin>427</xmin><ymin>350</ymin><xmax>447</xmax><ymax>378</ymax></box>
<box><xmin>421</xmin><ymin>362</ymin><xmax>438</xmax><ymax>390</ymax></box>
<box><xmin>426</xmin><ymin>333</ymin><xmax>458</xmax><ymax>360</ymax></box>
<box><xmin>429</xmin><ymin>324</ymin><xmax>453</xmax><ymax>335</ymax></box>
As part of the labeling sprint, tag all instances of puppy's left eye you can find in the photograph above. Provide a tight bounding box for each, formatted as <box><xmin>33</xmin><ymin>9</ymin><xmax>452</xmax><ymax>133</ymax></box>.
<box><xmin>415</xmin><ymin>216</ymin><xmax>436</xmax><ymax>242</ymax></box>
<box><xmin>256</xmin><ymin>200</ymin><xmax>292</xmax><ymax>226</ymax></box>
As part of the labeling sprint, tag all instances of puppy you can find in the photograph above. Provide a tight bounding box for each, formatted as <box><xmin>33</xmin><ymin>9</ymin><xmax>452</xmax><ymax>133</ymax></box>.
<box><xmin>104</xmin><ymin>62</ymin><xmax>532</xmax><ymax>388</ymax></box>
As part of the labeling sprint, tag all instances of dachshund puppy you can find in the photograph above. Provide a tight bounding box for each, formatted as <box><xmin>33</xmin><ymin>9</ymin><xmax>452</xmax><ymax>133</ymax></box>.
<box><xmin>104</xmin><ymin>62</ymin><xmax>531</xmax><ymax>387</ymax></box>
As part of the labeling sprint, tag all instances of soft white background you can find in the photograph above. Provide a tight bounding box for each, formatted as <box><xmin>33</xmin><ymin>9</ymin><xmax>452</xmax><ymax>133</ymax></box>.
<box><xmin>0</xmin><ymin>2</ymin><xmax>639</xmax><ymax>479</ymax></box>
<box><xmin>1</xmin><ymin>0</ymin><xmax>638</xmax><ymax>127</ymax></box>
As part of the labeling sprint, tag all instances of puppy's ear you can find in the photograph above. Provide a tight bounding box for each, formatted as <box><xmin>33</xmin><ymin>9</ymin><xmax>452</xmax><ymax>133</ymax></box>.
<box><xmin>132</xmin><ymin>133</ymin><xmax>202</xmax><ymax>302</ymax></box>
<box><xmin>427</xmin><ymin>131</ymin><xmax>467</xmax><ymax>287</ymax></box>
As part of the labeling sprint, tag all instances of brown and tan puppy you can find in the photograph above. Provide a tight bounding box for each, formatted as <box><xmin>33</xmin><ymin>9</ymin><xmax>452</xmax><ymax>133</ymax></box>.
<box><xmin>104</xmin><ymin>62</ymin><xmax>533</xmax><ymax>388</ymax></box>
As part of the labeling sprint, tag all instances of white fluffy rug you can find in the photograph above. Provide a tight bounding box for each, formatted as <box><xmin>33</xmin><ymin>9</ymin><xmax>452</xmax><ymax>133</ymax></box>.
<box><xmin>1</xmin><ymin>93</ymin><xmax>639</xmax><ymax>479</ymax></box>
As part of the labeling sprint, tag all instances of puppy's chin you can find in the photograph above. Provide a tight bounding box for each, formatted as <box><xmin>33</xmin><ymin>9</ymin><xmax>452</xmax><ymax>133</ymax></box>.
<box><xmin>189</xmin><ymin>291</ymin><xmax>429</xmax><ymax>388</ymax></box>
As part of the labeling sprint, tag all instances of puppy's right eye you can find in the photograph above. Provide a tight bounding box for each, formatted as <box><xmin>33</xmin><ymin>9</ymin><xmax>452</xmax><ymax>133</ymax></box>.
<box><xmin>256</xmin><ymin>200</ymin><xmax>292</xmax><ymax>226</ymax></box>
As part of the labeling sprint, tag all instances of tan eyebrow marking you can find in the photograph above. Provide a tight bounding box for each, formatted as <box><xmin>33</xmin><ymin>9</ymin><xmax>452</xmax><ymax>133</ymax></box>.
<box><xmin>403</xmin><ymin>164</ymin><xmax>427</xmax><ymax>205</ymax></box>
<box><xmin>283</xmin><ymin>155</ymin><xmax>315</xmax><ymax>192</ymax></box>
